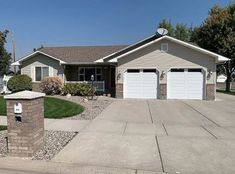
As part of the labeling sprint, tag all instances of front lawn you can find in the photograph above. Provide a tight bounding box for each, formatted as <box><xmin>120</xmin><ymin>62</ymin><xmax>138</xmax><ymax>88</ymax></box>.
<box><xmin>0</xmin><ymin>96</ymin><xmax>6</xmax><ymax>116</ymax></box>
<box><xmin>0</xmin><ymin>96</ymin><xmax>84</xmax><ymax>119</ymax></box>
<box><xmin>44</xmin><ymin>97</ymin><xmax>84</xmax><ymax>118</ymax></box>
<box><xmin>217</xmin><ymin>89</ymin><xmax>235</xmax><ymax>96</ymax></box>
<box><xmin>0</xmin><ymin>125</ymin><xmax>7</xmax><ymax>131</ymax></box>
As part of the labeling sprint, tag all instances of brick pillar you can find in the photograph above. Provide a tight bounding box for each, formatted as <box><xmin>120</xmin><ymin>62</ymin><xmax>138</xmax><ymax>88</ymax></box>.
<box><xmin>206</xmin><ymin>84</ymin><xmax>215</xmax><ymax>100</ymax></box>
<box><xmin>4</xmin><ymin>91</ymin><xmax>45</xmax><ymax>157</ymax></box>
<box><xmin>160</xmin><ymin>84</ymin><xmax>167</xmax><ymax>99</ymax></box>
<box><xmin>116</xmin><ymin>83</ymin><xmax>123</xmax><ymax>98</ymax></box>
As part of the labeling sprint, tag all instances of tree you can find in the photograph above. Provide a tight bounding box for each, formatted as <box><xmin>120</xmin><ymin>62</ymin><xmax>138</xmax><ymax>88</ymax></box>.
<box><xmin>193</xmin><ymin>4</ymin><xmax>235</xmax><ymax>91</ymax></box>
<box><xmin>158</xmin><ymin>19</ymin><xmax>175</xmax><ymax>37</ymax></box>
<box><xmin>158</xmin><ymin>19</ymin><xmax>194</xmax><ymax>42</ymax></box>
<box><xmin>0</xmin><ymin>30</ymin><xmax>11</xmax><ymax>76</ymax></box>
<box><xmin>175</xmin><ymin>24</ymin><xmax>191</xmax><ymax>42</ymax></box>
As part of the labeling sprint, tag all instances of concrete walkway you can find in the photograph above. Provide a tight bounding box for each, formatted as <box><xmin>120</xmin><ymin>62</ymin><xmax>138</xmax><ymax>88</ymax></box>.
<box><xmin>0</xmin><ymin>157</ymin><xmax>163</xmax><ymax>174</ymax></box>
<box><xmin>53</xmin><ymin>93</ymin><xmax>235</xmax><ymax>174</ymax></box>
<box><xmin>0</xmin><ymin>116</ymin><xmax>90</xmax><ymax>132</ymax></box>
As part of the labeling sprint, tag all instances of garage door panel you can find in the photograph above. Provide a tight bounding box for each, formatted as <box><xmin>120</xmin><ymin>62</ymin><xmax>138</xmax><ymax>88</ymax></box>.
<box><xmin>124</xmin><ymin>71</ymin><xmax>158</xmax><ymax>99</ymax></box>
<box><xmin>167</xmin><ymin>70</ymin><xmax>204</xmax><ymax>100</ymax></box>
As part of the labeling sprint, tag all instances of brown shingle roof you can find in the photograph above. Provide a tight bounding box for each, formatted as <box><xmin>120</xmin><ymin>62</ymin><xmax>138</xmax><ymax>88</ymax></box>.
<box><xmin>39</xmin><ymin>45</ymin><xmax>127</xmax><ymax>63</ymax></box>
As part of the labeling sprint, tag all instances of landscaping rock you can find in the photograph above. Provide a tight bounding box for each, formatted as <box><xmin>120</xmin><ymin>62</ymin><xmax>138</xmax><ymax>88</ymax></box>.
<box><xmin>33</xmin><ymin>131</ymin><xmax>77</xmax><ymax>160</ymax></box>
<box><xmin>71</xmin><ymin>97</ymin><xmax>113</xmax><ymax>120</ymax></box>
<box><xmin>54</xmin><ymin>96</ymin><xmax>114</xmax><ymax>120</ymax></box>
<box><xmin>0</xmin><ymin>130</ymin><xmax>77</xmax><ymax>160</ymax></box>
<box><xmin>0</xmin><ymin>130</ymin><xmax>7</xmax><ymax>157</ymax></box>
<box><xmin>66</xmin><ymin>93</ymin><xmax>71</xmax><ymax>98</ymax></box>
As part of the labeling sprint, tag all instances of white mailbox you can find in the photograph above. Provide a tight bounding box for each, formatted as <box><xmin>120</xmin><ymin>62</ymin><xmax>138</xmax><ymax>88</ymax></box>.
<box><xmin>14</xmin><ymin>103</ymin><xmax>22</xmax><ymax>114</ymax></box>
<box><xmin>14</xmin><ymin>103</ymin><xmax>22</xmax><ymax>122</ymax></box>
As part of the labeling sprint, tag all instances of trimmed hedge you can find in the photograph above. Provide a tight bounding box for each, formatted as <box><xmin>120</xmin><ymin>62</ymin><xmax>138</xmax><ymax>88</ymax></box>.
<box><xmin>62</xmin><ymin>83</ymin><xmax>94</xmax><ymax>96</ymax></box>
<box><xmin>7</xmin><ymin>75</ymin><xmax>32</xmax><ymax>92</ymax></box>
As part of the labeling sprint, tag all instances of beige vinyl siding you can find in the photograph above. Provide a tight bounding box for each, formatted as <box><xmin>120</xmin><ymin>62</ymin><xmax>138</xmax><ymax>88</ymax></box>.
<box><xmin>117</xmin><ymin>40</ymin><xmax>216</xmax><ymax>84</ymax></box>
<box><xmin>20</xmin><ymin>54</ymin><xmax>64</xmax><ymax>81</ymax></box>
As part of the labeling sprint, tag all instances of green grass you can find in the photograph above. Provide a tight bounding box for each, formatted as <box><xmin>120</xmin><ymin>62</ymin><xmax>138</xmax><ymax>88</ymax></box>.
<box><xmin>0</xmin><ymin>96</ymin><xmax>84</xmax><ymax>119</ymax></box>
<box><xmin>0</xmin><ymin>125</ymin><xmax>7</xmax><ymax>131</ymax></box>
<box><xmin>44</xmin><ymin>97</ymin><xmax>84</xmax><ymax>118</ymax></box>
<box><xmin>0</xmin><ymin>96</ymin><xmax>6</xmax><ymax>116</ymax></box>
<box><xmin>217</xmin><ymin>89</ymin><xmax>235</xmax><ymax>96</ymax></box>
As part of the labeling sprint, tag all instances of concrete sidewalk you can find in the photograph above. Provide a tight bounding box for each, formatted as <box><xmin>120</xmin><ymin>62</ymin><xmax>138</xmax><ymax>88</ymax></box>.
<box><xmin>0</xmin><ymin>116</ymin><xmax>90</xmax><ymax>132</ymax></box>
<box><xmin>0</xmin><ymin>157</ymin><xmax>163</xmax><ymax>174</ymax></box>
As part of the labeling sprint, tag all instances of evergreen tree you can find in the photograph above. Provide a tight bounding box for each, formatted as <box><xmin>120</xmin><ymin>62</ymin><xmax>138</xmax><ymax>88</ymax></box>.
<box><xmin>0</xmin><ymin>30</ymin><xmax>11</xmax><ymax>76</ymax></box>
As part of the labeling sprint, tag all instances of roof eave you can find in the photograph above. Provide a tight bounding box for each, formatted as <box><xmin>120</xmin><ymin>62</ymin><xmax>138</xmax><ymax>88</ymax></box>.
<box><xmin>217</xmin><ymin>56</ymin><xmax>230</xmax><ymax>62</ymax></box>
<box><xmin>107</xmin><ymin>35</ymin><xmax>230</xmax><ymax>63</ymax></box>
<box><xmin>61</xmin><ymin>62</ymin><xmax>116</xmax><ymax>65</ymax></box>
<box><xmin>11</xmin><ymin>51</ymin><xmax>66</xmax><ymax>66</ymax></box>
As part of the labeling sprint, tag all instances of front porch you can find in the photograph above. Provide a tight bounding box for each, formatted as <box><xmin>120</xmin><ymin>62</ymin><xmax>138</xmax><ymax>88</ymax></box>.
<box><xmin>64</xmin><ymin>65</ymin><xmax>116</xmax><ymax>96</ymax></box>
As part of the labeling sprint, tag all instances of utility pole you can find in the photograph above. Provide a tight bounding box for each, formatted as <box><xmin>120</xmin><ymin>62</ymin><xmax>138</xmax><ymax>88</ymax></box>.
<box><xmin>11</xmin><ymin>31</ymin><xmax>16</xmax><ymax>73</ymax></box>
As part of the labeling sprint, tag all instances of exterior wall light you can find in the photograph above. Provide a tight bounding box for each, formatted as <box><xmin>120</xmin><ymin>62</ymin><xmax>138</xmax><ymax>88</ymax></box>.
<box><xmin>160</xmin><ymin>70</ymin><xmax>165</xmax><ymax>80</ymax></box>
<box><xmin>207</xmin><ymin>69</ymin><xmax>213</xmax><ymax>80</ymax></box>
<box><xmin>117</xmin><ymin>73</ymin><xmax>121</xmax><ymax>80</ymax></box>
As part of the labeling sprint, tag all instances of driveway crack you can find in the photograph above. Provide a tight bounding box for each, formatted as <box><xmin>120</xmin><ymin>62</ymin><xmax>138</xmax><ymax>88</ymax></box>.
<box><xmin>201</xmin><ymin>126</ymin><xmax>218</xmax><ymax>139</ymax></box>
<box><xmin>147</xmin><ymin>101</ymin><xmax>154</xmax><ymax>123</ymax></box>
<box><xmin>162</xmin><ymin>123</ymin><xmax>168</xmax><ymax>136</ymax></box>
<box><xmin>155</xmin><ymin>136</ymin><xmax>165</xmax><ymax>173</ymax></box>
<box><xmin>181</xmin><ymin>101</ymin><xmax>221</xmax><ymax>127</ymax></box>
<box><xmin>122</xmin><ymin>122</ymin><xmax>128</xmax><ymax>135</ymax></box>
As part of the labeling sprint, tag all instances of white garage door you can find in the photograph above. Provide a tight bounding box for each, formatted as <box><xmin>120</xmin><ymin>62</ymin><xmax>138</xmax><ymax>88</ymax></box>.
<box><xmin>167</xmin><ymin>69</ymin><xmax>204</xmax><ymax>100</ymax></box>
<box><xmin>124</xmin><ymin>69</ymin><xmax>158</xmax><ymax>99</ymax></box>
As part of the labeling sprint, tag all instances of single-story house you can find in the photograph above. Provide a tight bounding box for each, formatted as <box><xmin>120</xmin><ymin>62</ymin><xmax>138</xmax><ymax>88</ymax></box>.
<box><xmin>12</xmin><ymin>34</ymin><xmax>229</xmax><ymax>100</ymax></box>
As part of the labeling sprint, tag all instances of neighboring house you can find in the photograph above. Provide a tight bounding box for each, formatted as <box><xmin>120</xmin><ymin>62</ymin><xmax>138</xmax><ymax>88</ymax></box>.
<box><xmin>217</xmin><ymin>74</ymin><xmax>227</xmax><ymax>83</ymax></box>
<box><xmin>12</xmin><ymin>35</ymin><xmax>229</xmax><ymax>100</ymax></box>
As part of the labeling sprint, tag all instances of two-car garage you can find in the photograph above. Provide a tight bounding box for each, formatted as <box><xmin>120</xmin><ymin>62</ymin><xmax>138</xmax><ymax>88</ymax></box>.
<box><xmin>109</xmin><ymin>36</ymin><xmax>227</xmax><ymax>101</ymax></box>
<box><xmin>124</xmin><ymin>68</ymin><xmax>204</xmax><ymax>100</ymax></box>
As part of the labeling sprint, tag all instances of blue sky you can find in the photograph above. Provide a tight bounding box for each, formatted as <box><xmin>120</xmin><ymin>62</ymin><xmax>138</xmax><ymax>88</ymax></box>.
<box><xmin>0</xmin><ymin>0</ymin><xmax>234</xmax><ymax>59</ymax></box>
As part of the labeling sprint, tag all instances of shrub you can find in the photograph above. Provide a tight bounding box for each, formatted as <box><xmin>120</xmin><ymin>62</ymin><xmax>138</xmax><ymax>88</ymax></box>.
<box><xmin>78</xmin><ymin>83</ymin><xmax>94</xmax><ymax>96</ymax></box>
<box><xmin>61</xmin><ymin>83</ymin><xmax>94</xmax><ymax>96</ymax></box>
<box><xmin>61</xmin><ymin>83</ymin><xmax>80</xmax><ymax>96</ymax></box>
<box><xmin>7</xmin><ymin>75</ymin><xmax>32</xmax><ymax>92</ymax></box>
<box><xmin>40</xmin><ymin>77</ymin><xmax>64</xmax><ymax>95</ymax></box>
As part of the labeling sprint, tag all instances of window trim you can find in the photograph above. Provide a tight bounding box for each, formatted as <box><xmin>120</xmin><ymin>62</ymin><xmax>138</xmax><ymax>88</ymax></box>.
<box><xmin>161</xmin><ymin>43</ymin><xmax>168</xmax><ymax>52</ymax></box>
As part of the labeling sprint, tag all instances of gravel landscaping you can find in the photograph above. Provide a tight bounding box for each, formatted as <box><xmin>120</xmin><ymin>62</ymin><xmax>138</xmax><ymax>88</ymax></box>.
<box><xmin>0</xmin><ymin>130</ymin><xmax>7</xmax><ymax>157</ymax></box>
<box><xmin>33</xmin><ymin>131</ymin><xmax>77</xmax><ymax>160</ymax></box>
<box><xmin>54</xmin><ymin>96</ymin><xmax>114</xmax><ymax>120</ymax></box>
<box><xmin>0</xmin><ymin>130</ymin><xmax>77</xmax><ymax>160</ymax></box>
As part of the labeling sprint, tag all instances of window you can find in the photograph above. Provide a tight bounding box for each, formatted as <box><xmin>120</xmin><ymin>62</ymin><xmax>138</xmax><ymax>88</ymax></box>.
<box><xmin>96</xmin><ymin>68</ymin><xmax>102</xmax><ymax>81</ymax></box>
<box><xmin>171</xmin><ymin>68</ymin><xmax>184</xmax><ymax>72</ymax></box>
<box><xmin>78</xmin><ymin>67</ymin><xmax>103</xmax><ymax>81</ymax></box>
<box><xmin>79</xmin><ymin>68</ymin><xmax>85</xmax><ymax>81</ymax></box>
<box><xmin>35</xmin><ymin>67</ymin><xmax>49</xmax><ymax>81</ymax></box>
<box><xmin>127</xmin><ymin>69</ymin><xmax>140</xmax><ymax>73</ymax></box>
<box><xmin>188</xmin><ymin>69</ymin><xmax>202</xmax><ymax>72</ymax></box>
<box><xmin>161</xmin><ymin>43</ymin><xmax>168</xmax><ymax>52</ymax></box>
<box><xmin>143</xmin><ymin>69</ymin><xmax>156</xmax><ymax>73</ymax></box>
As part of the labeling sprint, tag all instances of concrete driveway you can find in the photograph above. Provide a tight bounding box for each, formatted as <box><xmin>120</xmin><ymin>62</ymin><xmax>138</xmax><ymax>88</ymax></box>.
<box><xmin>53</xmin><ymin>93</ymin><xmax>235</xmax><ymax>174</ymax></box>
